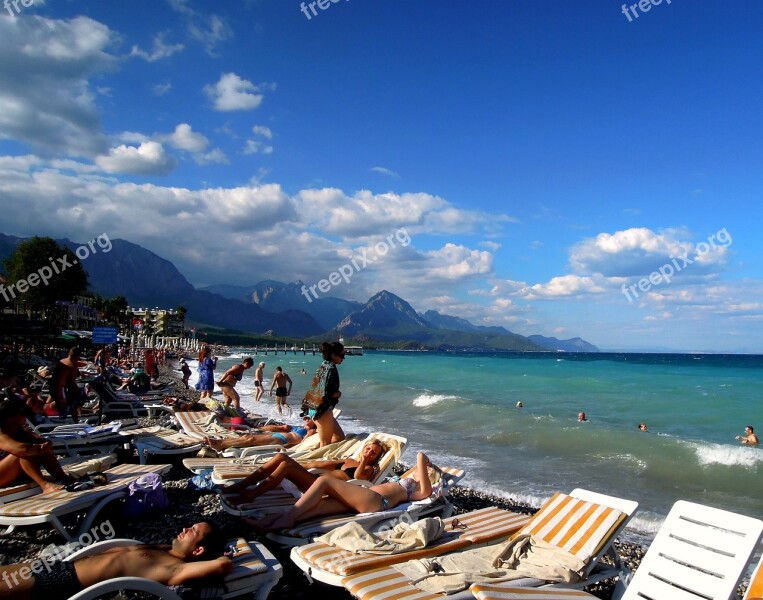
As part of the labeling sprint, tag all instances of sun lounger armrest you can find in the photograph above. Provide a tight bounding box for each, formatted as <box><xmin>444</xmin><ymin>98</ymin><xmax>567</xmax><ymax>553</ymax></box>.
<box><xmin>68</xmin><ymin>577</ymin><xmax>183</xmax><ymax>600</ymax></box>
<box><xmin>239</xmin><ymin>445</ymin><xmax>283</xmax><ymax>458</ymax></box>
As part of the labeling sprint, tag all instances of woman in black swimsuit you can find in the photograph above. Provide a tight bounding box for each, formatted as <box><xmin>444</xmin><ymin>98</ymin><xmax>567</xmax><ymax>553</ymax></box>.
<box><xmin>216</xmin><ymin>358</ymin><xmax>254</xmax><ymax>412</ymax></box>
<box><xmin>224</xmin><ymin>439</ymin><xmax>387</xmax><ymax>504</ymax></box>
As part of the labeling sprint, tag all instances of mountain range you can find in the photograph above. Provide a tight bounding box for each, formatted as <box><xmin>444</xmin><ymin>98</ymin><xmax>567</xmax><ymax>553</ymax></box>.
<box><xmin>0</xmin><ymin>234</ymin><xmax>599</xmax><ymax>352</ymax></box>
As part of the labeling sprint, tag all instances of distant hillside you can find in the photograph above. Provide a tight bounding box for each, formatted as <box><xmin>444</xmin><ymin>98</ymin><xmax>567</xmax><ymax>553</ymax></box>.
<box><xmin>202</xmin><ymin>280</ymin><xmax>363</xmax><ymax>330</ymax></box>
<box><xmin>422</xmin><ymin>310</ymin><xmax>512</xmax><ymax>335</ymax></box>
<box><xmin>528</xmin><ymin>335</ymin><xmax>600</xmax><ymax>352</ymax></box>
<box><xmin>335</xmin><ymin>291</ymin><xmax>545</xmax><ymax>351</ymax></box>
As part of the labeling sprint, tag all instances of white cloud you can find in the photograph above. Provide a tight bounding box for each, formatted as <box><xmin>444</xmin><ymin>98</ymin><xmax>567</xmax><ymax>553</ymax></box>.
<box><xmin>95</xmin><ymin>141</ymin><xmax>176</xmax><ymax>175</ymax></box>
<box><xmin>129</xmin><ymin>32</ymin><xmax>184</xmax><ymax>62</ymax></box>
<box><xmin>243</xmin><ymin>140</ymin><xmax>273</xmax><ymax>155</ymax></box>
<box><xmin>196</xmin><ymin>148</ymin><xmax>229</xmax><ymax>165</ymax></box>
<box><xmin>152</xmin><ymin>82</ymin><xmax>172</xmax><ymax>96</ymax></box>
<box><xmin>0</xmin><ymin>15</ymin><xmax>115</xmax><ymax>157</ymax></box>
<box><xmin>569</xmin><ymin>227</ymin><xmax>731</xmax><ymax>278</ymax></box>
<box><xmin>424</xmin><ymin>244</ymin><xmax>493</xmax><ymax>280</ymax></box>
<box><xmin>163</xmin><ymin>123</ymin><xmax>208</xmax><ymax>153</ymax></box>
<box><xmin>524</xmin><ymin>274</ymin><xmax>607</xmax><ymax>299</ymax></box>
<box><xmin>252</xmin><ymin>125</ymin><xmax>273</xmax><ymax>139</ymax></box>
<box><xmin>205</xmin><ymin>73</ymin><xmax>266</xmax><ymax>111</ymax></box>
<box><xmin>188</xmin><ymin>14</ymin><xmax>233</xmax><ymax>56</ymax></box>
<box><xmin>371</xmin><ymin>166</ymin><xmax>399</xmax><ymax>178</ymax></box>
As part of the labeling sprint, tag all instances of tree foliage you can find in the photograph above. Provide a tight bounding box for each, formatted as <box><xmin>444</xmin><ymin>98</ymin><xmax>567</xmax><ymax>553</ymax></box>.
<box><xmin>2</xmin><ymin>237</ymin><xmax>88</xmax><ymax>315</ymax></box>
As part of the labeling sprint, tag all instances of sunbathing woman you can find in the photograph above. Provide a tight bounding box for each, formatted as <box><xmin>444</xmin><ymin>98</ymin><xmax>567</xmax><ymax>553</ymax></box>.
<box><xmin>247</xmin><ymin>451</ymin><xmax>433</xmax><ymax>531</ymax></box>
<box><xmin>202</xmin><ymin>417</ymin><xmax>317</xmax><ymax>452</ymax></box>
<box><xmin>224</xmin><ymin>438</ymin><xmax>387</xmax><ymax>504</ymax></box>
<box><xmin>0</xmin><ymin>396</ymin><xmax>77</xmax><ymax>493</ymax></box>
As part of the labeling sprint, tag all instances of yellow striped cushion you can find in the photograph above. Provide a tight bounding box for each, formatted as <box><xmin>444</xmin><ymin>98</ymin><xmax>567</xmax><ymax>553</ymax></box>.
<box><xmin>0</xmin><ymin>464</ymin><xmax>169</xmax><ymax>516</ymax></box>
<box><xmin>517</xmin><ymin>492</ymin><xmax>625</xmax><ymax>561</ymax></box>
<box><xmin>225</xmin><ymin>538</ymin><xmax>267</xmax><ymax>579</ymax></box>
<box><xmin>343</xmin><ymin>565</ymin><xmax>443</xmax><ymax>600</ymax></box>
<box><xmin>295</xmin><ymin>507</ymin><xmax>530</xmax><ymax>577</ymax></box>
<box><xmin>471</xmin><ymin>585</ymin><xmax>593</xmax><ymax>600</ymax></box>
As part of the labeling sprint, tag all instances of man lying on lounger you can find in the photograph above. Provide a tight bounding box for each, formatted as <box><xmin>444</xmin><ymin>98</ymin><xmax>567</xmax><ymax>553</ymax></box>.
<box><xmin>0</xmin><ymin>522</ymin><xmax>232</xmax><ymax>600</ymax></box>
<box><xmin>203</xmin><ymin>417</ymin><xmax>317</xmax><ymax>452</ymax></box>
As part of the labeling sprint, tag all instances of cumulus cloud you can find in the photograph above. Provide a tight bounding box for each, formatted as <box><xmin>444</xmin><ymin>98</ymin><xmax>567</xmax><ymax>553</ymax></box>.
<box><xmin>162</xmin><ymin>123</ymin><xmax>208</xmax><ymax>153</ymax></box>
<box><xmin>243</xmin><ymin>140</ymin><xmax>273</xmax><ymax>155</ymax></box>
<box><xmin>252</xmin><ymin>125</ymin><xmax>273</xmax><ymax>140</ymax></box>
<box><xmin>205</xmin><ymin>73</ymin><xmax>267</xmax><ymax>111</ymax></box>
<box><xmin>296</xmin><ymin>189</ymin><xmax>512</xmax><ymax>239</ymax></box>
<box><xmin>95</xmin><ymin>141</ymin><xmax>177</xmax><ymax>175</ymax></box>
<box><xmin>569</xmin><ymin>227</ymin><xmax>732</xmax><ymax>278</ymax></box>
<box><xmin>0</xmin><ymin>15</ymin><xmax>115</xmax><ymax>157</ymax></box>
<box><xmin>130</xmin><ymin>32</ymin><xmax>184</xmax><ymax>62</ymax></box>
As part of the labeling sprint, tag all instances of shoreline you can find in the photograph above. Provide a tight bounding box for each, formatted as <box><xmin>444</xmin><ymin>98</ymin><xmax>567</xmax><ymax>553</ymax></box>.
<box><xmin>2</xmin><ymin>361</ymin><xmax>750</xmax><ymax>599</ymax></box>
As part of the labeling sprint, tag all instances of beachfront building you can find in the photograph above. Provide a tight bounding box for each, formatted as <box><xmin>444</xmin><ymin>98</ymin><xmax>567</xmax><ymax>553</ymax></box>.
<box><xmin>129</xmin><ymin>307</ymin><xmax>185</xmax><ymax>337</ymax></box>
<box><xmin>53</xmin><ymin>296</ymin><xmax>99</xmax><ymax>330</ymax></box>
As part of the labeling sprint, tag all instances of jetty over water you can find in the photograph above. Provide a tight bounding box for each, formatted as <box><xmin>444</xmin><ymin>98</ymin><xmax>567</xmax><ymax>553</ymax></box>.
<box><xmin>249</xmin><ymin>345</ymin><xmax>363</xmax><ymax>356</ymax></box>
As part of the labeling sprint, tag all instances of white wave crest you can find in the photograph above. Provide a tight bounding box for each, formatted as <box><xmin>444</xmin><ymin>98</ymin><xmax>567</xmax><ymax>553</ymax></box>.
<box><xmin>412</xmin><ymin>393</ymin><xmax>459</xmax><ymax>407</ymax></box>
<box><xmin>686</xmin><ymin>441</ymin><xmax>763</xmax><ymax>468</ymax></box>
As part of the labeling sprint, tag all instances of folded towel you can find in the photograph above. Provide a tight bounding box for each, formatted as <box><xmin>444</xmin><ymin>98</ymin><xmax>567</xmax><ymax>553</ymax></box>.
<box><xmin>315</xmin><ymin>517</ymin><xmax>444</xmax><ymax>555</ymax></box>
<box><xmin>394</xmin><ymin>534</ymin><xmax>585</xmax><ymax>594</ymax></box>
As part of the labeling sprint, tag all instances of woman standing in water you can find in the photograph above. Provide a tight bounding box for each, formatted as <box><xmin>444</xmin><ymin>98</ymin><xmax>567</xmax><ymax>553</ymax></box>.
<box><xmin>301</xmin><ymin>341</ymin><xmax>345</xmax><ymax>447</ymax></box>
<box><xmin>195</xmin><ymin>346</ymin><xmax>217</xmax><ymax>401</ymax></box>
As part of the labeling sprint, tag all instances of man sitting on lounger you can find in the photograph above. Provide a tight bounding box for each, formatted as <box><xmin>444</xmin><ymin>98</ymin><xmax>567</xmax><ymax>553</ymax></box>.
<box><xmin>203</xmin><ymin>417</ymin><xmax>317</xmax><ymax>452</ymax></box>
<box><xmin>0</xmin><ymin>522</ymin><xmax>232</xmax><ymax>600</ymax></box>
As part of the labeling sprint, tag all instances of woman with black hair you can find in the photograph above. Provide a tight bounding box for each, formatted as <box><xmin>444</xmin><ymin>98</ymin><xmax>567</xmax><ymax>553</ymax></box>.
<box><xmin>301</xmin><ymin>341</ymin><xmax>346</xmax><ymax>447</ymax></box>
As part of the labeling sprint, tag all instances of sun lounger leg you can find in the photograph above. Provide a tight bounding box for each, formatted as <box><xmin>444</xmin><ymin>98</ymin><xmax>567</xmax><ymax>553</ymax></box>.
<box><xmin>253</xmin><ymin>542</ymin><xmax>283</xmax><ymax>600</ymax></box>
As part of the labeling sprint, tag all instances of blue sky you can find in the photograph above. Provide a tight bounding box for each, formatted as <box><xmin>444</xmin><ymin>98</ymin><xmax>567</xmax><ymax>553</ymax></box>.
<box><xmin>1</xmin><ymin>0</ymin><xmax>761</xmax><ymax>352</ymax></box>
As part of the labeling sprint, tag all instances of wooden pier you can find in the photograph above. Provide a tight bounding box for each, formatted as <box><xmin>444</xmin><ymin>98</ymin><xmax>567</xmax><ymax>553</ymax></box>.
<box><xmin>250</xmin><ymin>345</ymin><xmax>363</xmax><ymax>356</ymax></box>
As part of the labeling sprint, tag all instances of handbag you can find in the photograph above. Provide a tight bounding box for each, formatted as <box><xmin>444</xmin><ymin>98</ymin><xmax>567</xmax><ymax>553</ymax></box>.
<box><xmin>124</xmin><ymin>473</ymin><xmax>169</xmax><ymax>518</ymax></box>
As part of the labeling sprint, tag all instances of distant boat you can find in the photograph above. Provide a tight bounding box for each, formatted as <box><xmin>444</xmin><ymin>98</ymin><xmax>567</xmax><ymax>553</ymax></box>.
<box><xmin>344</xmin><ymin>346</ymin><xmax>364</xmax><ymax>356</ymax></box>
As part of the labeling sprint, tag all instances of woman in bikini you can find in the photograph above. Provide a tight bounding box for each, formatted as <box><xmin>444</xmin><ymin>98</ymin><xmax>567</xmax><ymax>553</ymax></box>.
<box><xmin>203</xmin><ymin>417</ymin><xmax>317</xmax><ymax>452</ymax></box>
<box><xmin>224</xmin><ymin>439</ymin><xmax>387</xmax><ymax>504</ymax></box>
<box><xmin>248</xmin><ymin>451</ymin><xmax>433</xmax><ymax>531</ymax></box>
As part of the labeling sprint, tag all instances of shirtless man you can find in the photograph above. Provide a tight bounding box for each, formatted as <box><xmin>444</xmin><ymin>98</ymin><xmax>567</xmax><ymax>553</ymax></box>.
<box><xmin>0</xmin><ymin>522</ymin><xmax>232</xmax><ymax>600</ymax></box>
<box><xmin>736</xmin><ymin>425</ymin><xmax>759</xmax><ymax>445</ymax></box>
<box><xmin>253</xmin><ymin>362</ymin><xmax>265</xmax><ymax>402</ymax></box>
<box><xmin>202</xmin><ymin>418</ymin><xmax>316</xmax><ymax>452</ymax></box>
<box><xmin>217</xmin><ymin>358</ymin><xmax>254</xmax><ymax>412</ymax></box>
<box><xmin>269</xmin><ymin>366</ymin><xmax>292</xmax><ymax>415</ymax></box>
<box><xmin>49</xmin><ymin>347</ymin><xmax>84</xmax><ymax>421</ymax></box>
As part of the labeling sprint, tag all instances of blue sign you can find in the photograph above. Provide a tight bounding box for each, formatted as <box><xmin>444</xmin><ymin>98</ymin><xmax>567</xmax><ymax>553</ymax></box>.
<box><xmin>92</xmin><ymin>326</ymin><xmax>118</xmax><ymax>344</ymax></box>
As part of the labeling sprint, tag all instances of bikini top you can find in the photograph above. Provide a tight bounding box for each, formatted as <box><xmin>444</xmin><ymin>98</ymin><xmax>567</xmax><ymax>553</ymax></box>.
<box><xmin>292</xmin><ymin>426</ymin><xmax>308</xmax><ymax>438</ymax></box>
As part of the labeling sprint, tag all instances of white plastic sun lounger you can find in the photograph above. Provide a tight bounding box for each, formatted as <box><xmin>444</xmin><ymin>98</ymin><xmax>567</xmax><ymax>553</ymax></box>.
<box><xmin>0</xmin><ymin>463</ymin><xmax>172</xmax><ymax>542</ymax></box>
<box><xmin>342</xmin><ymin>488</ymin><xmax>638</xmax><ymax>600</ymax></box>
<box><xmin>129</xmin><ymin>426</ymin><xmax>205</xmax><ymax>464</ymax></box>
<box><xmin>65</xmin><ymin>536</ymin><xmax>282</xmax><ymax>600</ymax></box>
<box><xmin>469</xmin><ymin>499</ymin><xmax>763</xmax><ymax>600</ymax></box>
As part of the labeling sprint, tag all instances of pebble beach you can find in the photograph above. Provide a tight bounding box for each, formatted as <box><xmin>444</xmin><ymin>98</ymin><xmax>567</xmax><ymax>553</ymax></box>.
<box><xmin>1</xmin><ymin>362</ymin><xmax>751</xmax><ymax>600</ymax></box>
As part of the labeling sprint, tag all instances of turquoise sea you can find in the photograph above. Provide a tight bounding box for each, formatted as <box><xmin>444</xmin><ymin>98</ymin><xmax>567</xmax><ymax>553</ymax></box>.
<box><xmin>191</xmin><ymin>350</ymin><xmax>763</xmax><ymax>545</ymax></box>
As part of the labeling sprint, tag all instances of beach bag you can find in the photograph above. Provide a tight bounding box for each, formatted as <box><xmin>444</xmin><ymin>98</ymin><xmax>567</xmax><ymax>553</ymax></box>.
<box><xmin>300</xmin><ymin>361</ymin><xmax>336</xmax><ymax>418</ymax></box>
<box><xmin>124</xmin><ymin>473</ymin><xmax>169</xmax><ymax>518</ymax></box>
